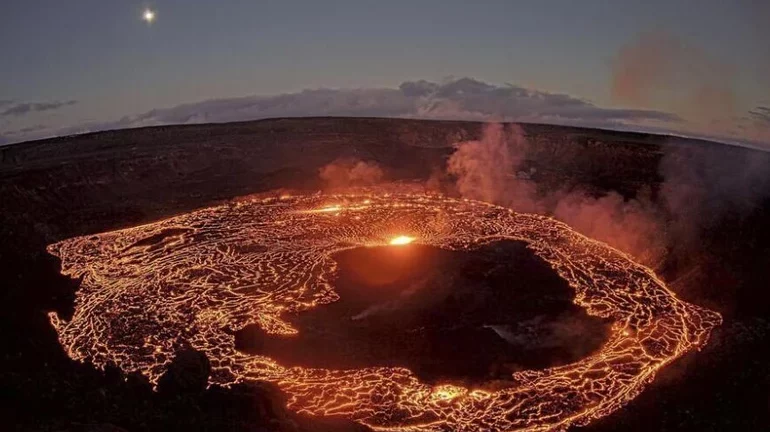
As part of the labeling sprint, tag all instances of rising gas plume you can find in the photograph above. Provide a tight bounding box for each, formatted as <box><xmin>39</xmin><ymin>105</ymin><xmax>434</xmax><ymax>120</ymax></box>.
<box><xmin>446</xmin><ymin>123</ymin><xmax>664</xmax><ymax>265</ymax></box>
<box><xmin>611</xmin><ymin>30</ymin><xmax>736</xmax><ymax>125</ymax></box>
<box><xmin>319</xmin><ymin>158</ymin><xmax>385</xmax><ymax>190</ymax></box>
<box><xmin>446</xmin><ymin>122</ymin><xmax>770</xmax><ymax>267</ymax></box>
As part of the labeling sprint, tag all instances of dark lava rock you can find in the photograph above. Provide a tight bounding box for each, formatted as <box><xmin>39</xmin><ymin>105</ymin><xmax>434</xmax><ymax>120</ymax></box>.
<box><xmin>236</xmin><ymin>323</ymin><xmax>267</xmax><ymax>354</ymax></box>
<box><xmin>240</xmin><ymin>241</ymin><xmax>610</xmax><ymax>386</ymax></box>
<box><xmin>156</xmin><ymin>348</ymin><xmax>211</xmax><ymax>394</ymax></box>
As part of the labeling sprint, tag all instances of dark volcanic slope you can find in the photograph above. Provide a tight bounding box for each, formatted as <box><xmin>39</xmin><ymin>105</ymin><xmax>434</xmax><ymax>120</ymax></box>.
<box><xmin>2</xmin><ymin>117</ymin><xmax>769</xmax><ymax>431</ymax></box>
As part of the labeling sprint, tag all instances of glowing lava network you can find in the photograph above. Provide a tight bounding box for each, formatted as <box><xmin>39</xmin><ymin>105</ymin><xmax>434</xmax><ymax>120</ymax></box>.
<box><xmin>47</xmin><ymin>191</ymin><xmax>721</xmax><ymax>431</ymax></box>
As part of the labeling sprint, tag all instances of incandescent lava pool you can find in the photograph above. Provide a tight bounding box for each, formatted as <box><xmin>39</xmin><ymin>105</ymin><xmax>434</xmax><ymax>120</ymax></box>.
<box><xmin>47</xmin><ymin>192</ymin><xmax>721</xmax><ymax>431</ymax></box>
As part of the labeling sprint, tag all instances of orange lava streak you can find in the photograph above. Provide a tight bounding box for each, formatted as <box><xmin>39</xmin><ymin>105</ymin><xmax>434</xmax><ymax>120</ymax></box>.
<box><xmin>46</xmin><ymin>192</ymin><xmax>721</xmax><ymax>431</ymax></box>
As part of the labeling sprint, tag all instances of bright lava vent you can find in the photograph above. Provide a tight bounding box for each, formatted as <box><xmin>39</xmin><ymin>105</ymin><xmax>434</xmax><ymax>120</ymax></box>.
<box><xmin>389</xmin><ymin>235</ymin><xmax>416</xmax><ymax>245</ymax></box>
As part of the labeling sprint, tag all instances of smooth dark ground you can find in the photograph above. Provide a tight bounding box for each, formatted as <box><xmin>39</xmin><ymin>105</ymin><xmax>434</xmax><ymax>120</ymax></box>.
<box><xmin>1</xmin><ymin>117</ymin><xmax>769</xmax><ymax>431</ymax></box>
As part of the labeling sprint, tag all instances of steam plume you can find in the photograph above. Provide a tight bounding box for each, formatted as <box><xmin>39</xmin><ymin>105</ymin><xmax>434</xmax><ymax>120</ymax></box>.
<box><xmin>447</xmin><ymin>123</ymin><xmax>664</xmax><ymax>264</ymax></box>
<box><xmin>319</xmin><ymin>158</ymin><xmax>385</xmax><ymax>190</ymax></box>
<box><xmin>447</xmin><ymin>123</ymin><xmax>541</xmax><ymax>213</ymax></box>
<box><xmin>659</xmin><ymin>142</ymin><xmax>770</xmax><ymax>255</ymax></box>
<box><xmin>446</xmin><ymin>123</ymin><xmax>770</xmax><ymax>267</ymax></box>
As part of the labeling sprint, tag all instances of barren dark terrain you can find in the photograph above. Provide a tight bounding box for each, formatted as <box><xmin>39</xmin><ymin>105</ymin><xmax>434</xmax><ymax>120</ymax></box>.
<box><xmin>2</xmin><ymin>117</ymin><xmax>769</xmax><ymax>431</ymax></box>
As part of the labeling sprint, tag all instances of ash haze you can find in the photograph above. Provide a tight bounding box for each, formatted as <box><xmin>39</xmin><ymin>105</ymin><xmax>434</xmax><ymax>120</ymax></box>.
<box><xmin>1</xmin><ymin>0</ymin><xmax>768</xmax><ymax>147</ymax></box>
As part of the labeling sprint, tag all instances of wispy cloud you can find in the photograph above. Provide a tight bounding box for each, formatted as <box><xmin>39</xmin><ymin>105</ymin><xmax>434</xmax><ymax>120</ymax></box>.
<box><xmin>749</xmin><ymin>106</ymin><xmax>770</xmax><ymax>125</ymax></box>
<box><xmin>0</xmin><ymin>124</ymin><xmax>49</xmax><ymax>146</ymax></box>
<box><xmin>0</xmin><ymin>100</ymin><xmax>77</xmax><ymax>117</ymax></box>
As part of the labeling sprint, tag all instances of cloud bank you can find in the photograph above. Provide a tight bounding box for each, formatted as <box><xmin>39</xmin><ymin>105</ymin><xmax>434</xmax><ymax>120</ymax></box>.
<box><xmin>750</xmin><ymin>106</ymin><xmax>770</xmax><ymax>125</ymax></box>
<box><xmin>1</xmin><ymin>78</ymin><xmax>681</xmax><ymax>146</ymax></box>
<box><xmin>90</xmin><ymin>78</ymin><xmax>682</xmax><ymax>129</ymax></box>
<box><xmin>3</xmin><ymin>76</ymin><xmax>767</xmax><ymax>147</ymax></box>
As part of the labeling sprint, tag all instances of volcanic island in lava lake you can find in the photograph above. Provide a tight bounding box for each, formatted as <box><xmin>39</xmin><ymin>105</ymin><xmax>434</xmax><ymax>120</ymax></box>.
<box><xmin>47</xmin><ymin>191</ymin><xmax>721</xmax><ymax>431</ymax></box>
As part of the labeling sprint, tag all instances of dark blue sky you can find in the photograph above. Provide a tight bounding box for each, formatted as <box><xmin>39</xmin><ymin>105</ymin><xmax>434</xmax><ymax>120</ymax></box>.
<box><xmin>1</xmin><ymin>1</ymin><xmax>768</xmax><ymax>146</ymax></box>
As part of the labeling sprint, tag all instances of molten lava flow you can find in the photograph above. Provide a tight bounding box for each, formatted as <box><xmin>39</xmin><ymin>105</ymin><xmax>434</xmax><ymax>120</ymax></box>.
<box><xmin>389</xmin><ymin>235</ymin><xmax>416</xmax><ymax>246</ymax></box>
<box><xmin>47</xmin><ymin>192</ymin><xmax>721</xmax><ymax>431</ymax></box>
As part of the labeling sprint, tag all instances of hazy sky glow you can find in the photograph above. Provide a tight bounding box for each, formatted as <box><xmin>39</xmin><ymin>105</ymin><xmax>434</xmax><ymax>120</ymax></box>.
<box><xmin>1</xmin><ymin>0</ymin><xmax>768</xmax><ymax>146</ymax></box>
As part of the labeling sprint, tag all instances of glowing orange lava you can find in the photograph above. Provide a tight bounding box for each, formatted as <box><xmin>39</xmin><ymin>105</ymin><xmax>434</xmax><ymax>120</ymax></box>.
<box><xmin>389</xmin><ymin>235</ymin><xmax>416</xmax><ymax>245</ymax></box>
<box><xmin>47</xmin><ymin>191</ymin><xmax>721</xmax><ymax>431</ymax></box>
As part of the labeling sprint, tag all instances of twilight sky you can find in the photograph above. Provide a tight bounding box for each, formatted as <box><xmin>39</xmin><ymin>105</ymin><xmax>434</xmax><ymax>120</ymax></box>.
<box><xmin>1</xmin><ymin>0</ymin><xmax>768</xmax><ymax>147</ymax></box>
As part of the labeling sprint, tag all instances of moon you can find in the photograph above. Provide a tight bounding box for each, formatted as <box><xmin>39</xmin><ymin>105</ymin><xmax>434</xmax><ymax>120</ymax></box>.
<box><xmin>142</xmin><ymin>9</ymin><xmax>156</xmax><ymax>23</ymax></box>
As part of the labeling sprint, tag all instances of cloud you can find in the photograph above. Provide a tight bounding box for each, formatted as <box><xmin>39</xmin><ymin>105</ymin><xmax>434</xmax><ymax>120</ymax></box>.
<box><xmin>0</xmin><ymin>100</ymin><xmax>77</xmax><ymax>117</ymax></box>
<box><xmin>750</xmin><ymin>106</ymin><xmax>770</xmax><ymax>125</ymax></box>
<box><xmin>399</xmin><ymin>80</ymin><xmax>439</xmax><ymax>97</ymax></box>
<box><xmin>414</xmin><ymin>78</ymin><xmax>682</xmax><ymax>125</ymax></box>
<box><xmin>1</xmin><ymin>78</ymin><xmax>683</xmax><ymax>146</ymax></box>
<box><xmin>0</xmin><ymin>124</ymin><xmax>49</xmax><ymax>142</ymax></box>
<box><xmin>111</xmin><ymin>78</ymin><xmax>680</xmax><ymax>128</ymax></box>
<box><xmin>16</xmin><ymin>124</ymin><xmax>49</xmax><ymax>133</ymax></box>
